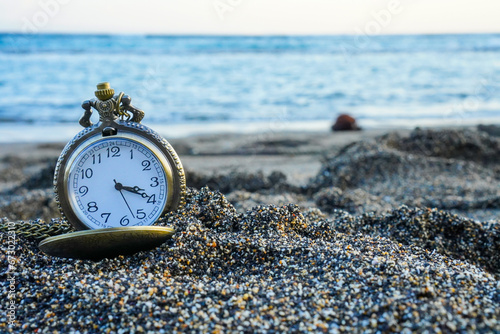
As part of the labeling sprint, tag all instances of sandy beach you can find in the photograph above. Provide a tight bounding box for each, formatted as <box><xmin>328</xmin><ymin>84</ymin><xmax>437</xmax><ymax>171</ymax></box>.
<box><xmin>1</xmin><ymin>126</ymin><xmax>499</xmax><ymax>332</ymax></box>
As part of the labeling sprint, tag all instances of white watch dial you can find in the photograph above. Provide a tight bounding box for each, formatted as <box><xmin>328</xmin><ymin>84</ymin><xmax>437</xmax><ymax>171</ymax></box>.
<box><xmin>66</xmin><ymin>137</ymin><xmax>168</xmax><ymax>229</ymax></box>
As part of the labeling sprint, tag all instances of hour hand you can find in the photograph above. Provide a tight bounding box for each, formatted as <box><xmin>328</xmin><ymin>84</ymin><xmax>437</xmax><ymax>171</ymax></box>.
<box><xmin>121</xmin><ymin>185</ymin><xmax>143</xmax><ymax>194</ymax></box>
<box><xmin>121</xmin><ymin>185</ymin><xmax>149</xmax><ymax>198</ymax></box>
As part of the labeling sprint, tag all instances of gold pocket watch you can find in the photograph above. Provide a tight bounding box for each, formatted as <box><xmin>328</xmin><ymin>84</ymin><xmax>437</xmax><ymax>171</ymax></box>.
<box><xmin>38</xmin><ymin>82</ymin><xmax>186</xmax><ymax>259</ymax></box>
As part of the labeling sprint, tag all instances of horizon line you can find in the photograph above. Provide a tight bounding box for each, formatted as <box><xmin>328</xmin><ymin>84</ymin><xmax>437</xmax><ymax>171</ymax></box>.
<box><xmin>1</xmin><ymin>31</ymin><xmax>500</xmax><ymax>38</ymax></box>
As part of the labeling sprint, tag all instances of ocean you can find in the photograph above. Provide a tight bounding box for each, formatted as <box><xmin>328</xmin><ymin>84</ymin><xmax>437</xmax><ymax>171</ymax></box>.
<box><xmin>0</xmin><ymin>33</ymin><xmax>499</xmax><ymax>142</ymax></box>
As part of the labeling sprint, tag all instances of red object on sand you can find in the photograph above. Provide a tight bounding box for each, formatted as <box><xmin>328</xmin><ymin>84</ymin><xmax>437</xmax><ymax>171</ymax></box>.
<box><xmin>332</xmin><ymin>114</ymin><xmax>361</xmax><ymax>131</ymax></box>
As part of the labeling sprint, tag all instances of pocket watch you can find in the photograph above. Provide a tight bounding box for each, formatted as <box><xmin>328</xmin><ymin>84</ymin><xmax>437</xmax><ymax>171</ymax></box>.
<box><xmin>54</xmin><ymin>82</ymin><xmax>186</xmax><ymax>231</ymax></box>
<box><xmin>36</xmin><ymin>82</ymin><xmax>185</xmax><ymax>260</ymax></box>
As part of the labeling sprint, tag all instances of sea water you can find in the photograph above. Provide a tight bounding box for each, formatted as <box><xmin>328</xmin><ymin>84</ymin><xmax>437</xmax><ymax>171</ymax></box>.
<box><xmin>0</xmin><ymin>33</ymin><xmax>499</xmax><ymax>142</ymax></box>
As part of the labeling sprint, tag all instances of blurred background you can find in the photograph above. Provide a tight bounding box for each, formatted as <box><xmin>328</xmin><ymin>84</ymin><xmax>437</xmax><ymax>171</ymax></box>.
<box><xmin>0</xmin><ymin>0</ymin><xmax>499</xmax><ymax>142</ymax></box>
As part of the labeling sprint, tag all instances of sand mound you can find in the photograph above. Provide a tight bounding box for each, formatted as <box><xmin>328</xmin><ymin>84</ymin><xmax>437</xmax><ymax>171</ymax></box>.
<box><xmin>384</xmin><ymin>127</ymin><xmax>500</xmax><ymax>164</ymax></box>
<box><xmin>161</xmin><ymin>188</ymin><xmax>499</xmax><ymax>275</ymax></box>
<box><xmin>309</xmin><ymin>129</ymin><xmax>500</xmax><ymax>215</ymax></box>
<box><xmin>1</xmin><ymin>187</ymin><xmax>498</xmax><ymax>332</ymax></box>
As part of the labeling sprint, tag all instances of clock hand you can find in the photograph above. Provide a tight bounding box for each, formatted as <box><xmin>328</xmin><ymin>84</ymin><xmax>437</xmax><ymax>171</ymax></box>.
<box><xmin>122</xmin><ymin>185</ymin><xmax>142</xmax><ymax>193</ymax></box>
<box><xmin>114</xmin><ymin>180</ymin><xmax>136</xmax><ymax>218</ymax></box>
<box><xmin>120</xmin><ymin>185</ymin><xmax>150</xmax><ymax>198</ymax></box>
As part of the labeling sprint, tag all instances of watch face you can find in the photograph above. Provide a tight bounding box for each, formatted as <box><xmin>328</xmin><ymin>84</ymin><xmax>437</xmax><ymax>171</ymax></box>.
<box><xmin>65</xmin><ymin>135</ymin><xmax>171</xmax><ymax>229</ymax></box>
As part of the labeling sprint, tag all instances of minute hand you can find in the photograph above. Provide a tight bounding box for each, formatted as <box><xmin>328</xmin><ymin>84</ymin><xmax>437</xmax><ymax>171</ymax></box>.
<box><xmin>113</xmin><ymin>180</ymin><xmax>136</xmax><ymax>218</ymax></box>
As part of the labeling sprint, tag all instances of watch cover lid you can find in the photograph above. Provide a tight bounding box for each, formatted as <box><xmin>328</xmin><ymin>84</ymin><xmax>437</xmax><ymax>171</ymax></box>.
<box><xmin>38</xmin><ymin>226</ymin><xmax>175</xmax><ymax>260</ymax></box>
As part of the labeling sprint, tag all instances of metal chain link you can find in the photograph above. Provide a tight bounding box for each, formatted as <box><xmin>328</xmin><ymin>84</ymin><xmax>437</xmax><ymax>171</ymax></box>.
<box><xmin>0</xmin><ymin>220</ymin><xmax>74</xmax><ymax>241</ymax></box>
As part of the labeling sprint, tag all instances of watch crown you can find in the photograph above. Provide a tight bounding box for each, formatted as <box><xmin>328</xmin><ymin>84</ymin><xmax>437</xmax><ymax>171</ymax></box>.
<box><xmin>95</xmin><ymin>82</ymin><xmax>115</xmax><ymax>101</ymax></box>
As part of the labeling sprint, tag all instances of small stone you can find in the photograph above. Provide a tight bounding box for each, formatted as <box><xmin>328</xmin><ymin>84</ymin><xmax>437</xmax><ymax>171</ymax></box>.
<box><xmin>331</xmin><ymin>114</ymin><xmax>361</xmax><ymax>131</ymax></box>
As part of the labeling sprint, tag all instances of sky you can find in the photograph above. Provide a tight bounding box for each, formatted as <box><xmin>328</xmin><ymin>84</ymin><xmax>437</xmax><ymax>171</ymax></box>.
<box><xmin>1</xmin><ymin>0</ymin><xmax>500</xmax><ymax>35</ymax></box>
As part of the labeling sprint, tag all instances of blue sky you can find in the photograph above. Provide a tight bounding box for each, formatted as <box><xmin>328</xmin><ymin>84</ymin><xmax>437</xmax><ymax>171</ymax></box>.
<box><xmin>1</xmin><ymin>0</ymin><xmax>500</xmax><ymax>35</ymax></box>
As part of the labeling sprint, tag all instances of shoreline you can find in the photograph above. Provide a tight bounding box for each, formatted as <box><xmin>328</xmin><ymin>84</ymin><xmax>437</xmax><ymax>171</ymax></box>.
<box><xmin>0</xmin><ymin>118</ymin><xmax>498</xmax><ymax>143</ymax></box>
